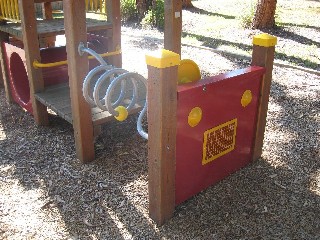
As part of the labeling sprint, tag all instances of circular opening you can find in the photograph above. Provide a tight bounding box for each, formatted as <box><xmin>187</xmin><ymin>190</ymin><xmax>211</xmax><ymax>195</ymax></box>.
<box><xmin>10</xmin><ymin>52</ymin><xmax>30</xmax><ymax>105</ymax></box>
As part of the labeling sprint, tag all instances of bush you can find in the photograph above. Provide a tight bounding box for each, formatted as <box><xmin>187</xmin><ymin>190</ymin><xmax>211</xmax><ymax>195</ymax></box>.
<box><xmin>239</xmin><ymin>11</ymin><xmax>254</xmax><ymax>29</ymax></box>
<box><xmin>120</xmin><ymin>0</ymin><xmax>138</xmax><ymax>21</ymax></box>
<box><xmin>238</xmin><ymin>0</ymin><xmax>257</xmax><ymax>29</ymax></box>
<box><xmin>142</xmin><ymin>0</ymin><xmax>164</xmax><ymax>29</ymax></box>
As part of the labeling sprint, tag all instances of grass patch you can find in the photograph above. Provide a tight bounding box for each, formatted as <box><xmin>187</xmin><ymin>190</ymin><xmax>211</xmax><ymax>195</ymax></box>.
<box><xmin>181</xmin><ymin>0</ymin><xmax>320</xmax><ymax>70</ymax></box>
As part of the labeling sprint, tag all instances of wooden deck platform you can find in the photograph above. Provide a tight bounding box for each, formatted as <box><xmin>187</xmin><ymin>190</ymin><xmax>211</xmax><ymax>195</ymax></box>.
<box><xmin>0</xmin><ymin>18</ymin><xmax>112</xmax><ymax>40</ymax></box>
<box><xmin>34</xmin><ymin>83</ymin><xmax>145</xmax><ymax>126</ymax></box>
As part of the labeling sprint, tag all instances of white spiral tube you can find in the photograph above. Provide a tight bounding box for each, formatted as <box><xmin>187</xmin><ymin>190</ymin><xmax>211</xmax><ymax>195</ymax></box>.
<box><xmin>79</xmin><ymin>42</ymin><xmax>148</xmax><ymax>140</ymax></box>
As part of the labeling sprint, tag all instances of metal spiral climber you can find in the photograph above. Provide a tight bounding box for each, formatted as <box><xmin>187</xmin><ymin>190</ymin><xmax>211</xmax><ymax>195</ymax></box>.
<box><xmin>78</xmin><ymin>42</ymin><xmax>148</xmax><ymax>140</ymax></box>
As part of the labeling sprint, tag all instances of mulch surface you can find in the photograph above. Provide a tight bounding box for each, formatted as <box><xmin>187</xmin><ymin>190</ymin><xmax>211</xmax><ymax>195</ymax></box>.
<box><xmin>1</xmin><ymin>8</ymin><xmax>320</xmax><ymax>240</ymax></box>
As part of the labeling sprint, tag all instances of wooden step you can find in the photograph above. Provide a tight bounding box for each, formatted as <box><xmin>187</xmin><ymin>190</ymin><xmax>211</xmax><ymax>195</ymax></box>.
<box><xmin>34</xmin><ymin>83</ymin><xmax>146</xmax><ymax>126</ymax></box>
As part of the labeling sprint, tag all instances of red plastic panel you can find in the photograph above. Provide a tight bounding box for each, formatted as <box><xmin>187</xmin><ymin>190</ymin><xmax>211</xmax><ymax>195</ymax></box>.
<box><xmin>3</xmin><ymin>42</ymin><xmax>33</xmax><ymax>112</ymax></box>
<box><xmin>175</xmin><ymin>66</ymin><xmax>265</xmax><ymax>205</ymax></box>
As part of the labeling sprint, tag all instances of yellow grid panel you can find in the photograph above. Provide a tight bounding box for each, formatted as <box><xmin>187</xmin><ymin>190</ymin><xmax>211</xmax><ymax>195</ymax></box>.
<box><xmin>202</xmin><ymin>118</ymin><xmax>237</xmax><ymax>165</ymax></box>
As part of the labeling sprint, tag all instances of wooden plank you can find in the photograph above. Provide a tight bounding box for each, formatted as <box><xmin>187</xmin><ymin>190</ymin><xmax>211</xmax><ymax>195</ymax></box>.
<box><xmin>106</xmin><ymin>0</ymin><xmax>121</xmax><ymax>67</ymax></box>
<box><xmin>146</xmin><ymin>51</ymin><xmax>179</xmax><ymax>225</ymax></box>
<box><xmin>35</xmin><ymin>88</ymin><xmax>70</xmax><ymax>110</ymax></box>
<box><xmin>0</xmin><ymin>19</ymin><xmax>112</xmax><ymax>41</ymax></box>
<box><xmin>34</xmin><ymin>83</ymin><xmax>146</xmax><ymax>127</ymax></box>
<box><xmin>92</xmin><ymin>99</ymin><xmax>145</xmax><ymax>126</ymax></box>
<box><xmin>34</xmin><ymin>84</ymin><xmax>73</xmax><ymax>124</ymax></box>
<box><xmin>0</xmin><ymin>31</ymin><xmax>12</xmax><ymax>102</ymax></box>
<box><xmin>164</xmin><ymin>0</ymin><xmax>182</xmax><ymax>55</ymax></box>
<box><xmin>63</xmin><ymin>0</ymin><xmax>95</xmax><ymax>163</ymax></box>
<box><xmin>18</xmin><ymin>0</ymin><xmax>48</xmax><ymax>125</ymax></box>
<box><xmin>251</xmin><ymin>44</ymin><xmax>276</xmax><ymax>161</ymax></box>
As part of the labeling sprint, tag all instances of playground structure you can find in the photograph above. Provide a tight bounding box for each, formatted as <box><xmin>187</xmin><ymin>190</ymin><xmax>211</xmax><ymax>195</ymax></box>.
<box><xmin>0</xmin><ymin>0</ymin><xmax>128</xmax><ymax>160</ymax></box>
<box><xmin>0</xmin><ymin>0</ymin><xmax>277</xmax><ymax>225</ymax></box>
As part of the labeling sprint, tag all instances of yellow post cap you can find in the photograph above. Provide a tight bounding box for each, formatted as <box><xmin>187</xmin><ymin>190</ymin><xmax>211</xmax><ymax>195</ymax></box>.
<box><xmin>114</xmin><ymin>106</ymin><xmax>128</xmax><ymax>122</ymax></box>
<box><xmin>253</xmin><ymin>33</ymin><xmax>277</xmax><ymax>47</ymax></box>
<box><xmin>145</xmin><ymin>49</ymin><xmax>180</xmax><ymax>69</ymax></box>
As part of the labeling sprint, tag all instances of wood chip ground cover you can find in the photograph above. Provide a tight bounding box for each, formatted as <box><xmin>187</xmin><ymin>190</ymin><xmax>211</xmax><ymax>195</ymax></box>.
<box><xmin>1</xmin><ymin>0</ymin><xmax>320</xmax><ymax>239</ymax></box>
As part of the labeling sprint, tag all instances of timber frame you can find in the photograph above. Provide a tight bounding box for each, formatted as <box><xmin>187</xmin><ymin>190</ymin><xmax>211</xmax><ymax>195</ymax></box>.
<box><xmin>0</xmin><ymin>0</ymin><xmax>276</xmax><ymax>226</ymax></box>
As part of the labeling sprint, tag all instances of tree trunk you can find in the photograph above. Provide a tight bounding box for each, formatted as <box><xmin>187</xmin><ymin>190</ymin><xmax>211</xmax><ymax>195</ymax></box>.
<box><xmin>182</xmin><ymin>0</ymin><xmax>193</xmax><ymax>8</ymax></box>
<box><xmin>252</xmin><ymin>0</ymin><xmax>277</xmax><ymax>29</ymax></box>
<box><xmin>136</xmin><ymin>0</ymin><xmax>154</xmax><ymax>18</ymax></box>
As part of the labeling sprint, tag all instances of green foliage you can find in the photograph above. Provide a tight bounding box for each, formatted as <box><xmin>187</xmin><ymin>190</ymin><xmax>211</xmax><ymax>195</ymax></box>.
<box><xmin>238</xmin><ymin>11</ymin><xmax>254</xmax><ymax>28</ymax></box>
<box><xmin>142</xmin><ymin>0</ymin><xmax>165</xmax><ymax>29</ymax></box>
<box><xmin>238</xmin><ymin>0</ymin><xmax>257</xmax><ymax>28</ymax></box>
<box><xmin>120</xmin><ymin>0</ymin><xmax>138</xmax><ymax>21</ymax></box>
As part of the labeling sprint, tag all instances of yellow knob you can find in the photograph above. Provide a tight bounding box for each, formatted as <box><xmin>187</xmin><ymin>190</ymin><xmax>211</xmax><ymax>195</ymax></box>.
<box><xmin>114</xmin><ymin>106</ymin><xmax>128</xmax><ymax>121</ymax></box>
<box><xmin>178</xmin><ymin>59</ymin><xmax>201</xmax><ymax>85</ymax></box>
<box><xmin>241</xmin><ymin>90</ymin><xmax>252</xmax><ymax>107</ymax></box>
<box><xmin>188</xmin><ymin>107</ymin><xmax>202</xmax><ymax>127</ymax></box>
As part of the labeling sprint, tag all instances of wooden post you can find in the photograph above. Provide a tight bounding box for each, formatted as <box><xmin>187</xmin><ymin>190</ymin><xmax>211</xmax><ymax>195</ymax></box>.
<box><xmin>19</xmin><ymin>0</ymin><xmax>48</xmax><ymax>125</ymax></box>
<box><xmin>42</xmin><ymin>2</ymin><xmax>55</xmax><ymax>47</ymax></box>
<box><xmin>0</xmin><ymin>32</ymin><xmax>12</xmax><ymax>102</ymax></box>
<box><xmin>164</xmin><ymin>0</ymin><xmax>182</xmax><ymax>55</ymax></box>
<box><xmin>146</xmin><ymin>49</ymin><xmax>180</xmax><ymax>225</ymax></box>
<box><xmin>63</xmin><ymin>0</ymin><xmax>95</xmax><ymax>163</ymax></box>
<box><xmin>251</xmin><ymin>33</ymin><xmax>277</xmax><ymax>161</ymax></box>
<box><xmin>106</xmin><ymin>0</ymin><xmax>122</xmax><ymax>67</ymax></box>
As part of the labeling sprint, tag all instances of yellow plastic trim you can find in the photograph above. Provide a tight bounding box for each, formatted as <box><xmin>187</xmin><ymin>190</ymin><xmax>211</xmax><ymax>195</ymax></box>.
<box><xmin>33</xmin><ymin>48</ymin><xmax>122</xmax><ymax>68</ymax></box>
<box><xmin>33</xmin><ymin>59</ymin><xmax>68</xmax><ymax>68</ymax></box>
<box><xmin>178</xmin><ymin>59</ymin><xmax>201</xmax><ymax>85</ymax></box>
<box><xmin>188</xmin><ymin>107</ymin><xmax>202</xmax><ymax>127</ymax></box>
<box><xmin>241</xmin><ymin>90</ymin><xmax>252</xmax><ymax>107</ymax></box>
<box><xmin>253</xmin><ymin>33</ymin><xmax>277</xmax><ymax>47</ymax></box>
<box><xmin>0</xmin><ymin>0</ymin><xmax>20</xmax><ymax>22</ymax></box>
<box><xmin>114</xmin><ymin>106</ymin><xmax>128</xmax><ymax>122</ymax></box>
<box><xmin>145</xmin><ymin>49</ymin><xmax>180</xmax><ymax>69</ymax></box>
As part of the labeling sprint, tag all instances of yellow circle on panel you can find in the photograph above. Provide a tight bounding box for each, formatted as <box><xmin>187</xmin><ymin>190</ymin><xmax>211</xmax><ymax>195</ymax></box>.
<box><xmin>178</xmin><ymin>59</ymin><xmax>201</xmax><ymax>85</ymax></box>
<box><xmin>188</xmin><ymin>107</ymin><xmax>202</xmax><ymax>127</ymax></box>
<box><xmin>241</xmin><ymin>90</ymin><xmax>253</xmax><ymax>107</ymax></box>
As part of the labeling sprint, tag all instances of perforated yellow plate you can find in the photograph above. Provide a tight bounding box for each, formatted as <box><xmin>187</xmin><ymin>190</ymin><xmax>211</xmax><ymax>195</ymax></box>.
<box><xmin>178</xmin><ymin>59</ymin><xmax>201</xmax><ymax>85</ymax></box>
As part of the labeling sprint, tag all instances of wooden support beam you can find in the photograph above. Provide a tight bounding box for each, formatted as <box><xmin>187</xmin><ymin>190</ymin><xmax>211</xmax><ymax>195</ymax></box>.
<box><xmin>106</xmin><ymin>0</ymin><xmax>122</xmax><ymax>67</ymax></box>
<box><xmin>63</xmin><ymin>0</ymin><xmax>95</xmax><ymax>163</ymax></box>
<box><xmin>251</xmin><ymin>33</ymin><xmax>277</xmax><ymax>161</ymax></box>
<box><xmin>19</xmin><ymin>0</ymin><xmax>48</xmax><ymax>125</ymax></box>
<box><xmin>34</xmin><ymin>0</ymin><xmax>63</xmax><ymax>3</ymax></box>
<box><xmin>146</xmin><ymin>49</ymin><xmax>180</xmax><ymax>225</ymax></box>
<box><xmin>0</xmin><ymin>32</ymin><xmax>12</xmax><ymax>102</ymax></box>
<box><xmin>41</xmin><ymin>2</ymin><xmax>56</xmax><ymax>47</ymax></box>
<box><xmin>42</xmin><ymin>2</ymin><xmax>54</xmax><ymax>20</ymax></box>
<box><xmin>164</xmin><ymin>0</ymin><xmax>182</xmax><ymax>55</ymax></box>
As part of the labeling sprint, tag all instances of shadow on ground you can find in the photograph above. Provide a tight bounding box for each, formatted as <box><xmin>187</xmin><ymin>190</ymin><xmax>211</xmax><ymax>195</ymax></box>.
<box><xmin>185</xmin><ymin>6</ymin><xmax>236</xmax><ymax>19</ymax></box>
<box><xmin>182</xmin><ymin>32</ymin><xmax>320</xmax><ymax>70</ymax></box>
<box><xmin>0</xmin><ymin>67</ymin><xmax>319</xmax><ymax>239</ymax></box>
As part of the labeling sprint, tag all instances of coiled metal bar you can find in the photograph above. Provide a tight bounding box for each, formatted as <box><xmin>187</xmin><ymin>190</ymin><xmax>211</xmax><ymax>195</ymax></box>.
<box><xmin>79</xmin><ymin>42</ymin><xmax>148</xmax><ymax>140</ymax></box>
